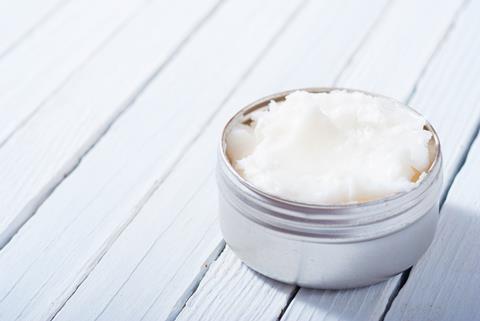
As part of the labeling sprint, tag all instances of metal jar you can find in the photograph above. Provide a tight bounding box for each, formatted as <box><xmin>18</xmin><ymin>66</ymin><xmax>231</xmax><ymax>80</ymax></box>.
<box><xmin>217</xmin><ymin>88</ymin><xmax>443</xmax><ymax>289</ymax></box>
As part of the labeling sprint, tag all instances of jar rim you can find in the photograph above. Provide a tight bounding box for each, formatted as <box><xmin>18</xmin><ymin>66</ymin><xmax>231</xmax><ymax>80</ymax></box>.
<box><xmin>219</xmin><ymin>87</ymin><xmax>442</xmax><ymax>213</ymax></box>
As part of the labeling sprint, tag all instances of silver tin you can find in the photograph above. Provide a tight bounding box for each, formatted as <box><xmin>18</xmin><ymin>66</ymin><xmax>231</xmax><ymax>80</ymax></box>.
<box><xmin>217</xmin><ymin>88</ymin><xmax>442</xmax><ymax>289</ymax></box>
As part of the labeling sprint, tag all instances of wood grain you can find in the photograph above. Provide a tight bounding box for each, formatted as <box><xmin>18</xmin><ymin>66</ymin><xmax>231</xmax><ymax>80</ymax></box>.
<box><xmin>0</xmin><ymin>0</ymin><xmax>220</xmax><ymax>248</ymax></box>
<box><xmin>0</xmin><ymin>1</ymin><xmax>305</xmax><ymax>320</ymax></box>
<box><xmin>337</xmin><ymin>0</ymin><xmax>466</xmax><ymax>101</ymax></box>
<box><xmin>177</xmin><ymin>248</ymin><xmax>294</xmax><ymax>321</ymax></box>
<box><xmin>0</xmin><ymin>0</ymin><xmax>67</xmax><ymax>56</ymax></box>
<box><xmin>0</xmin><ymin>0</ymin><xmax>149</xmax><ymax>147</ymax></box>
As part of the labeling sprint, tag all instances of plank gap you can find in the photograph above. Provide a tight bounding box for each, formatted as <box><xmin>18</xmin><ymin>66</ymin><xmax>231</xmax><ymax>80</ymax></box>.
<box><xmin>277</xmin><ymin>287</ymin><xmax>300</xmax><ymax>321</ymax></box>
<box><xmin>378</xmin><ymin>269</ymin><xmax>411</xmax><ymax>321</ymax></box>
<box><xmin>167</xmin><ymin>241</ymin><xmax>227</xmax><ymax>321</ymax></box>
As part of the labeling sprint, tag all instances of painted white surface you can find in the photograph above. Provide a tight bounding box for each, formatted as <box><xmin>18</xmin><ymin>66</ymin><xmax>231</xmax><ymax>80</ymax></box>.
<box><xmin>0</xmin><ymin>0</ymin><xmax>67</xmax><ymax>56</ymax></box>
<box><xmin>0</xmin><ymin>0</ymin><xmax>305</xmax><ymax>320</ymax></box>
<box><xmin>0</xmin><ymin>0</ymin><xmax>478</xmax><ymax>320</ymax></box>
<box><xmin>0</xmin><ymin>0</ymin><xmax>149</xmax><ymax>146</ymax></box>
<box><xmin>337</xmin><ymin>0</ymin><xmax>465</xmax><ymax>100</ymax></box>
<box><xmin>0</xmin><ymin>0</ymin><xmax>219</xmax><ymax>248</ymax></box>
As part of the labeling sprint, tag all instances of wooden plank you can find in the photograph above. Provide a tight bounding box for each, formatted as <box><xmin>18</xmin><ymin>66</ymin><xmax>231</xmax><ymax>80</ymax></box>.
<box><xmin>0</xmin><ymin>0</ymin><xmax>67</xmax><ymax>56</ymax></box>
<box><xmin>382</xmin><ymin>2</ymin><xmax>480</xmax><ymax>319</ymax></box>
<box><xmin>0</xmin><ymin>0</ymin><xmax>220</xmax><ymax>248</ymax></box>
<box><xmin>51</xmin><ymin>1</ymin><xmax>390</xmax><ymax>321</ymax></box>
<box><xmin>0</xmin><ymin>1</ymin><xmax>306</xmax><ymax>320</ymax></box>
<box><xmin>0</xmin><ymin>0</ymin><xmax>149</xmax><ymax>147</ymax></box>
<box><xmin>173</xmin><ymin>0</ymin><xmax>478</xmax><ymax>320</ymax></box>
<box><xmin>384</xmin><ymin>140</ymin><xmax>480</xmax><ymax>321</ymax></box>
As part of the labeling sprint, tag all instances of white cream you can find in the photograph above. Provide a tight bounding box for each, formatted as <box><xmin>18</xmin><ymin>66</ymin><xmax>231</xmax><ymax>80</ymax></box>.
<box><xmin>226</xmin><ymin>90</ymin><xmax>433</xmax><ymax>204</ymax></box>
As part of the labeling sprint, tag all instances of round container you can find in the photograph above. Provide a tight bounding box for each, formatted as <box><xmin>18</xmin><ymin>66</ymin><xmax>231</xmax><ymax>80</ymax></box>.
<box><xmin>217</xmin><ymin>88</ymin><xmax>442</xmax><ymax>289</ymax></box>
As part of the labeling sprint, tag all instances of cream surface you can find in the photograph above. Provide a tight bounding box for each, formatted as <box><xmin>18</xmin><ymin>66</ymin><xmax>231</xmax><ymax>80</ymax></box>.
<box><xmin>226</xmin><ymin>90</ymin><xmax>433</xmax><ymax>204</ymax></box>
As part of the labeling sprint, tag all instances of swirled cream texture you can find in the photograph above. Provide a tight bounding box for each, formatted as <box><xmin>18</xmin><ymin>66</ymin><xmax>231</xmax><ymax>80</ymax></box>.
<box><xmin>226</xmin><ymin>91</ymin><xmax>434</xmax><ymax>204</ymax></box>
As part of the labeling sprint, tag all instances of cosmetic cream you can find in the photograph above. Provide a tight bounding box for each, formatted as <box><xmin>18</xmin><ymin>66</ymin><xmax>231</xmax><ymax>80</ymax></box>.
<box><xmin>226</xmin><ymin>90</ymin><xmax>433</xmax><ymax>204</ymax></box>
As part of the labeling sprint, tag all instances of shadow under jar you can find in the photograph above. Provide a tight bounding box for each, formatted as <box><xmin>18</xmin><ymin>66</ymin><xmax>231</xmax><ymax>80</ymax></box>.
<box><xmin>216</xmin><ymin>88</ymin><xmax>443</xmax><ymax>289</ymax></box>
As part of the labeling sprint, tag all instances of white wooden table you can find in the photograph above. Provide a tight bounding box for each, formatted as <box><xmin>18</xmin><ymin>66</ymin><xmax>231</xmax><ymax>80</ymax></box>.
<box><xmin>1</xmin><ymin>0</ymin><xmax>479</xmax><ymax>320</ymax></box>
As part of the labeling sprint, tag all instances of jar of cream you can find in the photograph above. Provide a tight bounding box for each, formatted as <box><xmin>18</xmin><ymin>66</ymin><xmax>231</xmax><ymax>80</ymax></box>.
<box><xmin>217</xmin><ymin>88</ymin><xmax>442</xmax><ymax>289</ymax></box>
